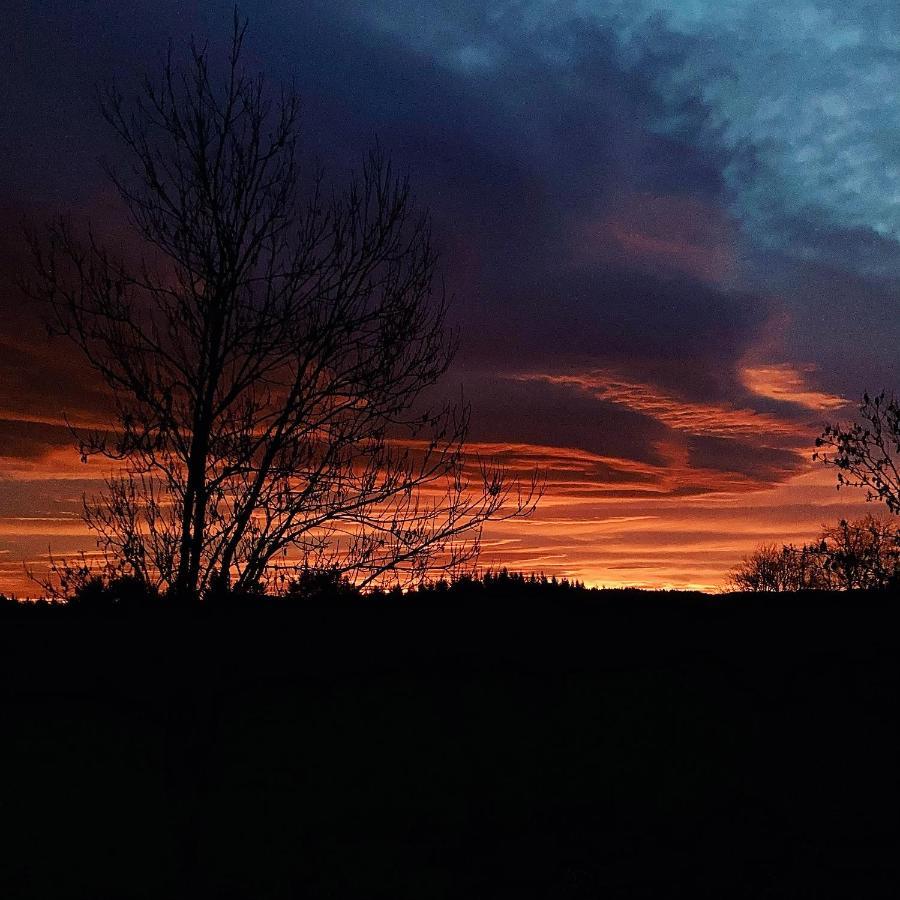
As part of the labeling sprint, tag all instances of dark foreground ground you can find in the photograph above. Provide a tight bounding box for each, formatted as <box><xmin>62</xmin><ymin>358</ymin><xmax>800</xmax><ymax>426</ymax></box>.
<box><xmin>1</xmin><ymin>589</ymin><xmax>897</xmax><ymax>898</ymax></box>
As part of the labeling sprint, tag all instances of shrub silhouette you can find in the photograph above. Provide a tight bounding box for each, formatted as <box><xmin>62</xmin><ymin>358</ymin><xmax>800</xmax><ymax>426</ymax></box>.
<box><xmin>286</xmin><ymin>567</ymin><xmax>360</xmax><ymax>602</ymax></box>
<box><xmin>71</xmin><ymin>574</ymin><xmax>161</xmax><ymax>611</ymax></box>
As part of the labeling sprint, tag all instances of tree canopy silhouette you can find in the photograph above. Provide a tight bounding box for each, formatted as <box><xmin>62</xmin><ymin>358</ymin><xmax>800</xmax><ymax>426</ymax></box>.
<box><xmin>26</xmin><ymin>15</ymin><xmax>538</xmax><ymax>602</ymax></box>
<box><xmin>815</xmin><ymin>391</ymin><xmax>900</xmax><ymax>514</ymax></box>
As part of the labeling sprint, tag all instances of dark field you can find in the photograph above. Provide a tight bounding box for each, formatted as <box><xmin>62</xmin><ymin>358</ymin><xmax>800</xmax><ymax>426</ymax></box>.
<box><xmin>1</xmin><ymin>590</ymin><xmax>897</xmax><ymax>898</ymax></box>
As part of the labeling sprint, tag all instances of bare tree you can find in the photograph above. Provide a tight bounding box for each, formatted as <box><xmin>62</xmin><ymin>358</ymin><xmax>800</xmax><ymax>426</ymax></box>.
<box><xmin>814</xmin><ymin>391</ymin><xmax>900</xmax><ymax>514</ymax></box>
<box><xmin>25</xmin><ymin>15</ymin><xmax>538</xmax><ymax>602</ymax></box>
<box><xmin>728</xmin><ymin>544</ymin><xmax>801</xmax><ymax>592</ymax></box>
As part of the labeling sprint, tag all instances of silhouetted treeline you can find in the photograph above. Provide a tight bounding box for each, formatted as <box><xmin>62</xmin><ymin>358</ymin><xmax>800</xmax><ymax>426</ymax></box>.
<box><xmin>0</xmin><ymin>569</ymin><xmax>606</xmax><ymax>615</ymax></box>
<box><xmin>6</xmin><ymin>563</ymin><xmax>900</xmax><ymax>620</ymax></box>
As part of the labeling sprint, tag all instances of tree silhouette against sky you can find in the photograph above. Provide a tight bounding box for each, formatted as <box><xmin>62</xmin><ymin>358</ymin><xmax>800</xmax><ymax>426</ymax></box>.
<box><xmin>25</xmin><ymin>14</ymin><xmax>538</xmax><ymax>602</ymax></box>
<box><xmin>816</xmin><ymin>391</ymin><xmax>900</xmax><ymax>516</ymax></box>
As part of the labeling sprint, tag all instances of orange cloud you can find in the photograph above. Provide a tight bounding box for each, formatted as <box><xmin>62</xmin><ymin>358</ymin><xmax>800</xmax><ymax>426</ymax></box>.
<box><xmin>512</xmin><ymin>370</ymin><xmax>803</xmax><ymax>442</ymax></box>
<box><xmin>741</xmin><ymin>362</ymin><xmax>846</xmax><ymax>411</ymax></box>
<box><xmin>0</xmin><ymin>450</ymin><xmax>874</xmax><ymax>595</ymax></box>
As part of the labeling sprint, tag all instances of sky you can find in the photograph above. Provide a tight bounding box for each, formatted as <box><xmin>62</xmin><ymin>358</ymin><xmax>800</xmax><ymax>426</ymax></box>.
<box><xmin>2</xmin><ymin>0</ymin><xmax>898</xmax><ymax>592</ymax></box>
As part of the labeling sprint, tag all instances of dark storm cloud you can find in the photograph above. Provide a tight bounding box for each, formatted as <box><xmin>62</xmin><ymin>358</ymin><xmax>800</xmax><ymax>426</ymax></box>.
<box><xmin>456</xmin><ymin>373</ymin><xmax>673</xmax><ymax>466</ymax></box>
<box><xmin>744</xmin><ymin>252</ymin><xmax>900</xmax><ymax>400</ymax></box>
<box><xmin>0</xmin><ymin>420</ymin><xmax>73</xmax><ymax>461</ymax></box>
<box><xmin>685</xmin><ymin>435</ymin><xmax>805</xmax><ymax>486</ymax></box>
<box><xmin>2</xmin><ymin>0</ymin><xmax>885</xmax><ymax>502</ymax></box>
<box><xmin>261</xmin><ymin>3</ymin><xmax>769</xmax><ymax>393</ymax></box>
<box><xmin>2</xmin><ymin>0</ymin><xmax>771</xmax><ymax>466</ymax></box>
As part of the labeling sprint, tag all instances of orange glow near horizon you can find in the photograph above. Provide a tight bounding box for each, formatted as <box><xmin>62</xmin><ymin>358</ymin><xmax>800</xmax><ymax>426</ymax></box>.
<box><xmin>478</xmin><ymin>467</ymin><xmax>873</xmax><ymax>592</ymax></box>
<box><xmin>0</xmin><ymin>354</ymin><xmax>876</xmax><ymax>596</ymax></box>
<box><xmin>0</xmin><ymin>428</ymin><xmax>876</xmax><ymax>596</ymax></box>
<box><xmin>0</xmin><ymin>357</ymin><xmax>872</xmax><ymax>596</ymax></box>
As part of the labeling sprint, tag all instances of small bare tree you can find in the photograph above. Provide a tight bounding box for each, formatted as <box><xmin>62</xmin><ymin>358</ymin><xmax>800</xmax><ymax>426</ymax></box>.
<box><xmin>728</xmin><ymin>544</ymin><xmax>799</xmax><ymax>592</ymax></box>
<box><xmin>26</xmin><ymin>16</ymin><xmax>538</xmax><ymax>602</ymax></box>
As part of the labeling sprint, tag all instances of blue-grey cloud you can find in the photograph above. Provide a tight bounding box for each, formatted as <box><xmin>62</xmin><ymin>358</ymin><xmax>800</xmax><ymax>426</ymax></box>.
<box><xmin>358</xmin><ymin>1</ymin><xmax>900</xmax><ymax>276</ymax></box>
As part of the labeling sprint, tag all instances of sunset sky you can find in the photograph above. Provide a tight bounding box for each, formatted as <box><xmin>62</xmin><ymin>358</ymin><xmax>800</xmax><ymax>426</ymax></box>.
<box><xmin>3</xmin><ymin>1</ymin><xmax>899</xmax><ymax>592</ymax></box>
